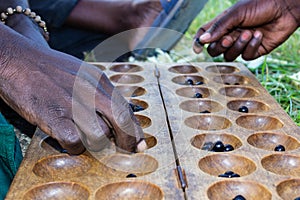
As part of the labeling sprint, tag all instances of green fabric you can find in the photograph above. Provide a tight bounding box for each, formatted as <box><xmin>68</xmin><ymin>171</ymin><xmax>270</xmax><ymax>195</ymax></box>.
<box><xmin>0</xmin><ymin>113</ymin><xmax>23</xmax><ymax>200</ymax></box>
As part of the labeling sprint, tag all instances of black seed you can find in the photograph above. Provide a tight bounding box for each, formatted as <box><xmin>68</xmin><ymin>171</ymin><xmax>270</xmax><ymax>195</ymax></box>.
<box><xmin>224</xmin><ymin>171</ymin><xmax>234</xmax><ymax>176</ymax></box>
<box><xmin>126</xmin><ymin>174</ymin><xmax>137</xmax><ymax>178</ymax></box>
<box><xmin>232</xmin><ymin>195</ymin><xmax>246</xmax><ymax>200</ymax></box>
<box><xmin>201</xmin><ymin>142</ymin><xmax>214</xmax><ymax>151</ymax></box>
<box><xmin>195</xmin><ymin>38</ymin><xmax>204</xmax><ymax>46</ymax></box>
<box><xmin>234</xmin><ymin>83</ymin><xmax>240</xmax><ymax>85</ymax></box>
<box><xmin>211</xmin><ymin>141</ymin><xmax>225</xmax><ymax>152</ymax></box>
<box><xmin>186</xmin><ymin>79</ymin><xmax>194</xmax><ymax>85</ymax></box>
<box><xmin>225</xmin><ymin>82</ymin><xmax>231</xmax><ymax>85</ymax></box>
<box><xmin>238</xmin><ymin>106</ymin><xmax>249</xmax><ymax>113</ymax></box>
<box><xmin>218</xmin><ymin>174</ymin><xmax>229</xmax><ymax>178</ymax></box>
<box><xmin>224</xmin><ymin>144</ymin><xmax>234</xmax><ymax>152</ymax></box>
<box><xmin>274</xmin><ymin>144</ymin><xmax>285</xmax><ymax>152</ymax></box>
<box><xmin>294</xmin><ymin>197</ymin><xmax>300</xmax><ymax>200</ymax></box>
<box><xmin>195</xmin><ymin>81</ymin><xmax>204</xmax><ymax>85</ymax></box>
<box><xmin>129</xmin><ymin>103</ymin><xmax>144</xmax><ymax>112</ymax></box>
<box><xmin>194</xmin><ymin>93</ymin><xmax>203</xmax><ymax>98</ymax></box>
<box><xmin>200</xmin><ymin>110</ymin><xmax>210</xmax><ymax>113</ymax></box>
<box><xmin>230</xmin><ymin>173</ymin><xmax>241</xmax><ymax>178</ymax></box>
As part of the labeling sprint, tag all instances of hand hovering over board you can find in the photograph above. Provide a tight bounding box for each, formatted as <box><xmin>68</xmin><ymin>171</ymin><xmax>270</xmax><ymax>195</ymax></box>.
<box><xmin>0</xmin><ymin>0</ymin><xmax>146</xmax><ymax>155</ymax></box>
<box><xmin>193</xmin><ymin>0</ymin><xmax>300</xmax><ymax>61</ymax></box>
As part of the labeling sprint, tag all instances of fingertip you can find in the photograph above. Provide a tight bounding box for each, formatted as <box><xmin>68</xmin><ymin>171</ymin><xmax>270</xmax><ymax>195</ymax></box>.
<box><xmin>193</xmin><ymin>38</ymin><xmax>204</xmax><ymax>54</ymax></box>
<box><xmin>136</xmin><ymin>139</ymin><xmax>147</xmax><ymax>152</ymax></box>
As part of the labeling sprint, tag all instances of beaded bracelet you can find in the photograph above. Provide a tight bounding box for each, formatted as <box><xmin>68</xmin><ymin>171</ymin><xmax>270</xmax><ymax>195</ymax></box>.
<box><xmin>0</xmin><ymin>6</ymin><xmax>49</xmax><ymax>40</ymax></box>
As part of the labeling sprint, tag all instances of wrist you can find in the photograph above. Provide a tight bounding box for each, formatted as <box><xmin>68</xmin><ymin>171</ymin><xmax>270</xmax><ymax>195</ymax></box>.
<box><xmin>1</xmin><ymin>6</ymin><xmax>49</xmax><ymax>46</ymax></box>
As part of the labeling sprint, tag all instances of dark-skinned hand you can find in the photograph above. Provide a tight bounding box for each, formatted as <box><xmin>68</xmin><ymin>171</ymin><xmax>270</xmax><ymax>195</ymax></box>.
<box><xmin>193</xmin><ymin>0</ymin><xmax>300</xmax><ymax>61</ymax></box>
<box><xmin>0</xmin><ymin>25</ymin><xmax>146</xmax><ymax>155</ymax></box>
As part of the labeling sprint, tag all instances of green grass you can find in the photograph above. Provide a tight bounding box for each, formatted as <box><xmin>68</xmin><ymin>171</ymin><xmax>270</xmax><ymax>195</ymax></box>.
<box><xmin>179</xmin><ymin>0</ymin><xmax>300</xmax><ymax>125</ymax></box>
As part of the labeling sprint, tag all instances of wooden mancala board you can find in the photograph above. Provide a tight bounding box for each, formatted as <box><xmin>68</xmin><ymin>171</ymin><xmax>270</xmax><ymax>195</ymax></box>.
<box><xmin>6</xmin><ymin>62</ymin><xmax>300</xmax><ymax>200</ymax></box>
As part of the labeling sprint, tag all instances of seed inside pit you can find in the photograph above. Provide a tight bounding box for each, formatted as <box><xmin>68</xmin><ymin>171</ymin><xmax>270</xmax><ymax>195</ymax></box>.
<box><xmin>211</xmin><ymin>141</ymin><xmax>225</xmax><ymax>152</ymax></box>
<box><xmin>232</xmin><ymin>195</ymin><xmax>246</xmax><ymax>200</ymax></box>
<box><xmin>201</xmin><ymin>142</ymin><xmax>214</xmax><ymax>151</ymax></box>
<box><xmin>129</xmin><ymin>103</ymin><xmax>144</xmax><ymax>112</ymax></box>
<box><xmin>126</xmin><ymin>173</ymin><xmax>137</xmax><ymax>178</ymax></box>
<box><xmin>218</xmin><ymin>171</ymin><xmax>240</xmax><ymax>178</ymax></box>
<box><xmin>194</xmin><ymin>93</ymin><xmax>203</xmax><ymax>98</ymax></box>
<box><xmin>195</xmin><ymin>81</ymin><xmax>204</xmax><ymax>85</ymax></box>
<box><xmin>274</xmin><ymin>144</ymin><xmax>285</xmax><ymax>152</ymax></box>
<box><xmin>224</xmin><ymin>144</ymin><xmax>234</xmax><ymax>152</ymax></box>
<box><xmin>186</xmin><ymin>79</ymin><xmax>194</xmax><ymax>85</ymax></box>
<box><xmin>200</xmin><ymin>110</ymin><xmax>210</xmax><ymax>114</ymax></box>
<box><xmin>238</xmin><ymin>106</ymin><xmax>249</xmax><ymax>113</ymax></box>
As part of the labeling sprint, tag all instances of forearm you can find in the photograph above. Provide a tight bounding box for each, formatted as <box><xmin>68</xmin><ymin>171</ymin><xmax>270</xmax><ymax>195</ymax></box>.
<box><xmin>0</xmin><ymin>0</ymin><xmax>49</xmax><ymax>46</ymax></box>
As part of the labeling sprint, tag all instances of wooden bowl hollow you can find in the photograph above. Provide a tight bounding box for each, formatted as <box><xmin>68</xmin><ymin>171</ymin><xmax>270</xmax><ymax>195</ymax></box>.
<box><xmin>236</xmin><ymin>115</ymin><xmax>283</xmax><ymax>131</ymax></box>
<box><xmin>116</xmin><ymin>85</ymin><xmax>146</xmax><ymax>97</ymax></box>
<box><xmin>172</xmin><ymin>75</ymin><xmax>206</xmax><ymax>85</ymax></box>
<box><xmin>23</xmin><ymin>182</ymin><xmax>90</xmax><ymax>200</ymax></box>
<box><xmin>247</xmin><ymin>132</ymin><xmax>300</xmax><ymax>151</ymax></box>
<box><xmin>276</xmin><ymin>178</ymin><xmax>300</xmax><ymax>200</ymax></box>
<box><xmin>95</xmin><ymin>181</ymin><xmax>163</xmax><ymax>200</ymax></box>
<box><xmin>168</xmin><ymin>65</ymin><xmax>200</xmax><ymax>74</ymax></box>
<box><xmin>179</xmin><ymin>99</ymin><xmax>223</xmax><ymax>113</ymax></box>
<box><xmin>199</xmin><ymin>154</ymin><xmax>256</xmax><ymax>177</ymax></box>
<box><xmin>144</xmin><ymin>133</ymin><xmax>157</xmax><ymax>149</ymax></box>
<box><xmin>109</xmin><ymin>64</ymin><xmax>143</xmax><ymax>73</ymax></box>
<box><xmin>135</xmin><ymin>114</ymin><xmax>152</xmax><ymax>129</ymax></box>
<box><xmin>93</xmin><ymin>63</ymin><xmax>106</xmax><ymax>71</ymax></box>
<box><xmin>213</xmin><ymin>74</ymin><xmax>249</xmax><ymax>85</ymax></box>
<box><xmin>110</xmin><ymin>74</ymin><xmax>144</xmax><ymax>84</ymax></box>
<box><xmin>207</xmin><ymin>180</ymin><xmax>272</xmax><ymax>200</ymax></box>
<box><xmin>206</xmin><ymin>65</ymin><xmax>239</xmax><ymax>74</ymax></box>
<box><xmin>176</xmin><ymin>87</ymin><xmax>212</xmax><ymax>98</ymax></box>
<box><xmin>227</xmin><ymin>100</ymin><xmax>269</xmax><ymax>113</ymax></box>
<box><xmin>129</xmin><ymin>99</ymin><xmax>149</xmax><ymax>112</ymax></box>
<box><xmin>191</xmin><ymin>133</ymin><xmax>242</xmax><ymax>151</ymax></box>
<box><xmin>32</xmin><ymin>155</ymin><xmax>92</xmax><ymax>179</ymax></box>
<box><xmin>185</xmin><ymin>115</ymin><xmax>232</xmax><ymax>130</ymax></box>
<box><xmin>100</xmin><ymin>154</ymin><xmax>158</xmax><ymax>176</ymax></box>
<box><xmin>261</xmin><ymin>154</ymin><xmax>300</xmax><ymax>176</ymax></box>
<box><xmin>219</xmin><ymin>86</ymin><xmax>259</xmax><ymax>98</ymax></box>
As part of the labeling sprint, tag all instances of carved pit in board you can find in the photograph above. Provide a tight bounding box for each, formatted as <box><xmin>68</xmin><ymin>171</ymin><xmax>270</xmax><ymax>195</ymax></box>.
<box><xmin>100</xmin><ymin>153</ymin><xmax>158</xmax><ymax>176</ymax></box>
<box><xmin>23</xmin><ymin>182</ymin><xmax>90</xmax><ymax>200</ymax></box>
<box><xmin>207</xmin><ymin>180</ymin><xmax>272</xmax><ymax>200</ymax></box>
<box><xmin>261</xmin><ymin>154</ymin><xmax>300</xmax><ymax>176</ymax></box>
<box><xmin>172</xmin><ymin>75</ymin><xmax>206</xmax><ymax>85</ymax></box>
<box><xmin>206</xmin><ymin>65</ymin><xmax>239</xmax><ymax>74</ymax></box>
<box><xmin>144</xmin><ymin>133</ymin><xmax>157</xmax><ymax>149</ymax></box>
<box><xmin>95</xmin><ymin>181</ymin><xmax>164</xmax><ymax>200</ymax></box>
<box><xmin>135</xmin><ymin>114</ymin><xmax>152</xmax><ymax>129</ymax></box>
<box><xmin>198</xmin><ymin>154</ymin><xmax>256</xmax><ymax>177</ymax></box>
<box><xmin>236</xmin><ymin>115</ymin><xmax>283</xmax><ymax>131</ymax></box>
<box><xmin>219</xmin><ymin>86</ymin><xmax>259</xmax><ymax>98</ymax></box>
<box><xmin>191</xmin><ymin>133</ymin><xmax>242</xmax><ymax>151</ymax></box>
<box><xmin>110</xmin><ymin>74</ymin><xmax>144</xmax><ymax>84</ymax></box>
<box><xmin>179</xmin><ymin>99</ymin><xmax>223</xmax><ymax>113</ymax></box>
<box><xmin>247</xmin><ymin>132</ymin><xmax>300</xmax><ymax>151</ymax></box>
<box><xmin>116</xmin><ymin>85</ymin><xmax>146</xmax><ymax>97</ymax></box>
<box><xmin>109</xmin><ymin>64</ymin><xmax>143</xmax><ymax>73</ymax></box>
<box><xmin>227</xmin><ymin>100</ymin><xmax>270</xmax><ymax>113</ymax></box>
<box><xmin>32</xmin><ymin>154</ymin><xmax>92</xmax><ymax>179</ymax></box>
<box><xmin>176</xmin><ymin>87</ymin><xmax>212</xmax><ymax>98</ymax></box>
<box><xmin>185</xmin><ymin>115</ymin><xmax>232</xmax><ymax>130</ymax></box>
<box><xmin>276</xmin><ymin>178</ymin><xmax>300</xmax><ymax>200</ymax></box>
<box><xmin>93</xmin><ymin>63</ymin><xmax>106</xmax><ymax>71</ymax></box>
<box><xmin>168</xmin><ymin>65</ymin><xmax>200</xmax><ymax>74</ymax></box>
<box><xmin>213</xmin><ymin>74</ymin><xmax>249</xmax><ymax>85</ymax></box>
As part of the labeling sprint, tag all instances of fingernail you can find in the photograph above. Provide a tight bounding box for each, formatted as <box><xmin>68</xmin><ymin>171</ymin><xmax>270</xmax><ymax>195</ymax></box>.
<box><xmin>222</xmin><ymin>38</ymin><xmax>231</xmax><ymax>48</ymax></box>
<box><xmin>241</xmin><ymin>31</ymin><xmax>251</xmax><ymax>41</ymax></box>
<box><xmin>200</xmin><ymin>32</ymin><xmax>211</xmax><ymax>42</ymax></box>
<box><xmin>137</xmin><ymin>139</ymin><xmax>147</xmax><ymax>152</ymax></box>
<box><xmin>254</xmin><ymin>31</ymin><xmax>262</xmax><ymax>39</ymax></box>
